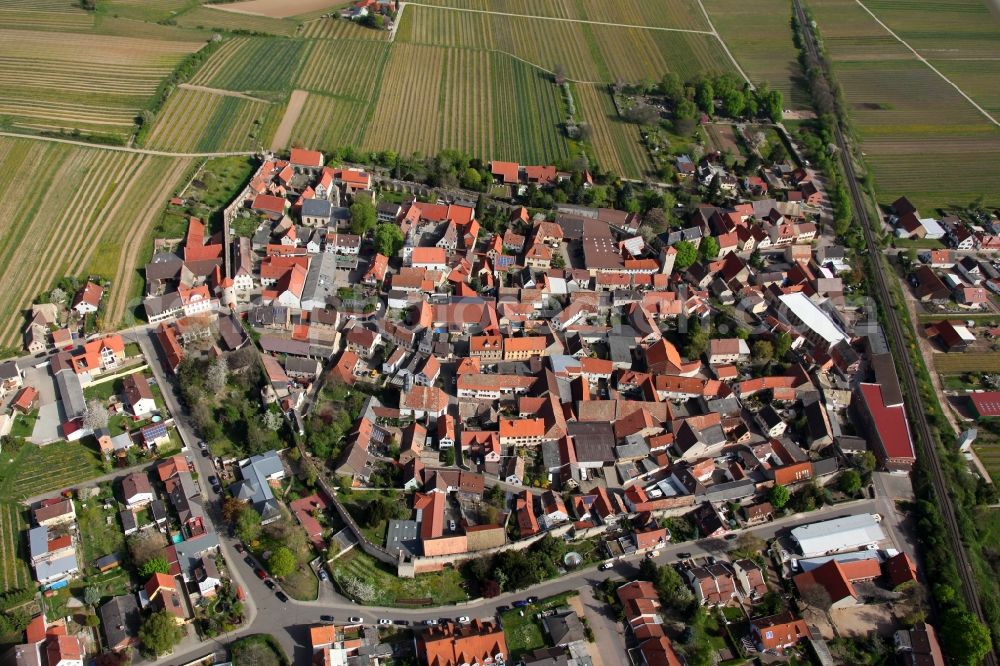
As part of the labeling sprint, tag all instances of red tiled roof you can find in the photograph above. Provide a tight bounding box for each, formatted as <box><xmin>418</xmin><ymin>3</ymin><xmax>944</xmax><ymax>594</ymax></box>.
<box><xmin>884</xmin><ymin>552</ymin><xmax>918</xmax><ymax>588</ymax></box>
<box><xmin>252</xmin><ymin>193</ymin><xmax>287</xmax><ymax>214</ymax></box>
<box><xmin>859</xmin><ymin>383</ymin><xmax>915</xmax><ymax>460</ymax></box>
<box><xmin>290</xmin><ymin>148</ymin><xmax>323</xmax><ymax>167</ymax></box>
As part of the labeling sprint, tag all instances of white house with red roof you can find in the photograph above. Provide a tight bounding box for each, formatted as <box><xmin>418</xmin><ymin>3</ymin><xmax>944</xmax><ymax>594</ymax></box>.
<box><xmin>71</xmin><ymin>281</ymin><xmax>103</xmax><ymax>316</ymax></box>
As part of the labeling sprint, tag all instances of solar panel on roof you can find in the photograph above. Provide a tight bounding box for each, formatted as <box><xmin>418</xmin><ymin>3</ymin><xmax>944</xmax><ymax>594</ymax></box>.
<box><xmin>141</xmin><ymin>423</ymin><xmax>167</xmax><ymax>442</ymax></box>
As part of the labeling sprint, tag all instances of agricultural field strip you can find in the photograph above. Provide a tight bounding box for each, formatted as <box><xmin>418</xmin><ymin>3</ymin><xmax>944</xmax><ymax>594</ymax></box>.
<box><xmin>0</xmin><ymin>150</ymin><xmax>140</xmax><ymax>345</ymax></box>
<box><xmin>105</xmin><ymin>158</ymin><xmax>193</xmax><ymax>326</ymax></box>
<box><xmin>853</xmin><ymin>0</ymin><xmax>1000</xmax><ymax>127</ymax></box>
<box><xmin>404</xmin><ymin>1</ymin><xmax>714</xmax><ymax>33</ymax></box>
<box><xmin>406</xmin><ymin>3</ymin><xmax>753</xmax><ymax>86</ymax></box>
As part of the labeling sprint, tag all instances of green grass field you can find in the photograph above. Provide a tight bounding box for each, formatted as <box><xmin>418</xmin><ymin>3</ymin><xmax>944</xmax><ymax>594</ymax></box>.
<box><xmin>329</xmin><ymin>549</ymin><xmax>469</xmax><ymax>606</ymax></box>
<box><xmin>0</xmin><ymin>441</ymin><xmax>104</xmax><ymax>502</ymax></box>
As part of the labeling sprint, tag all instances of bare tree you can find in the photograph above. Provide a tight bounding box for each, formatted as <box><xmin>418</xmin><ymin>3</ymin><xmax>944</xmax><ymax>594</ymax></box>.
<box><xmin>83</xmin><ymin>400</ymin><xmax>109</xmax><ymax>431</ymax></box>
<box><xmin>261</xmin><ymin>410</ymin><xmax>283</xmax><ymax>431</ymax></box>
<box><xmin>206</xmin><ymin>357</ymin><xmax>228</xmax><ymax>393</ymax></box>
<box><xmin>553</xmin><ymin>63</ymin><xmax>567</xmax><ymax>85</ymax></box>
<box><xmin>128</xmin><ymin>531</ymin><xmax>168</xmax><ymax>566</ymax></box>
<box><xmin>49</xmin><ymin>287</ymin><xmax>67</xmax><ymax>306</ymax></box>
<box><xmin>800</xmin><ymin>583</ymin><xmax>833</xmax><ymax>623</ymax></box>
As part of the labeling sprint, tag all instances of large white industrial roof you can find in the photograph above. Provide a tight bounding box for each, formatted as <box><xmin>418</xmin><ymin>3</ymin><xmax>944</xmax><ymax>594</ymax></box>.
<box><xmin>791</xmin><ymin>513</ymin><xmax>885</xmax><ymax>556</ymax></box>
<box><xmin>778</xmin><ymin>292</ymin><xmax>847</xmax><ymax>345</ymax></box>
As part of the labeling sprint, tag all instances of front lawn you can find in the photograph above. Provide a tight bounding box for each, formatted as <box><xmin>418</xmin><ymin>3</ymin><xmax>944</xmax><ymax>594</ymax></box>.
<box><xmin>9</xmin><ymin>411</ymin><xmax>37</xmax><ymax>439</ymax></box>
<box><xmin>83</xmin><ymin>378</ymin><xmax>124</xmax><ymax>403</ymax></box>
<box><xmin>329</xmin><ymin>549</ymin><xmax>469</xmax><ymax>606</ymax></box>
<box><xmin>499</xmin><ymin>592</ymin><xmax>579</xmax><ymax>661</ymax></box>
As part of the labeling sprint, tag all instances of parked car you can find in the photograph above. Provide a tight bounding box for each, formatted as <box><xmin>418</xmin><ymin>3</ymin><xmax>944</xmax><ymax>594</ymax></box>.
<box><xmin>424</xmin><ymin>619</ymin><xmax>439</xmax><ymax>625</ymax></box>
<box><xmin>234</xmin><ymin>543</ymin><xmax>244</xmax><ymax>553</ymax></box>
<box><xmin>512</xmin><ymin>600</ymin><xmax>529</xmax><ymax>609</ymax></box>
<box><xmin>318</xmin><ymin>569</ymin><xmax>328</xmax><ymax>582</ymax></box>
<box><xmin>201</xmin><ymin>449</ymin><xmax>210</xmax><ymax>457</ymax></box>
<box><xmin>526</xmin><ymin>596</ymin><xmax>538</xmax><ymax>604</ymax></box>
<box><xmin>254</xmin><ymin>568</ymin><xmax>267</xmax><ymax>580</ymax></box>
<box><xmin>599</xmin><ymin>561</ymin><xmax>614</xmax><ymax>571</ymax></box>
<box><xmin>725</xmin><ymin>533</ymin><xmax>738</xmax><ymax>541</ymax></box>
<box><xmin>676</xmin><ymin>552</ymin><xmax>692</xmax><ymax>560</ymax></box>
<box><xmin>198</xmin><ymin>441</ymin><xmax>207</xmax><ymax>450</ymax></box>
<box><xmin>496</xmin><ymin>606</ymin><xmax>509</xmax><ymax>614</ymax></box>
<box><xmin>264</xmin><ymin>580</ymin><xmax>276</xmax><ymax>590</ymax></box>
<box><xmin>378</xmin><ymin>619</ymin><xmax>392</xmax><ymax>625</ymax></box>
<box><xmin>275</xmin><ymin>591</ymin><xmax>288</xmax><ymax>603</ymax></box>
<box><xmin>208</xmin><ymin>475</ymin><xmax>218</xmax><ymax>485</ymax></box>
<box><xmin>348</xmin><ymin>616</ymin><xmax>363</xmax><ymax>624</ymax></box>
<box><xmin>321</xmin><ymin>615</ymin><xmax>335</xmax><ymax>623</ymax></box>
<box><xmin>395</xmin><ymin>620</ymin><xmax>410</xmax><ymax>626</ymax></box>
<box><xmin>646</xmin><ymin>550</ymin><xmax>660</xmax><ymax>559</ymax></box>
<box><xmin>457</xmin><ymin>616</ymin><xmax>471</xmax><ymax>624</ymax></box>
<box><xmin>243</xmin><ymin>556</ymin><xmax>254</xmax><ymax>567</ymax></box>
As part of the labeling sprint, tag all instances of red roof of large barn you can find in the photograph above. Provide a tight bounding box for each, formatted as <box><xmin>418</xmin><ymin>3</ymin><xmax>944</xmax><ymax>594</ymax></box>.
<box><xmin>970</xmin><ymin>391</ymin><xmax>1000</xmax><ymax>417</ymax></box>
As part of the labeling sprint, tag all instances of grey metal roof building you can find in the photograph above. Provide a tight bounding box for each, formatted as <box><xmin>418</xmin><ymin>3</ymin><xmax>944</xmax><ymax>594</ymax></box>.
<box><xmin>234</xmin><ymin>450</ymin><xmax>285</xmax><ymax>524</ymax></box>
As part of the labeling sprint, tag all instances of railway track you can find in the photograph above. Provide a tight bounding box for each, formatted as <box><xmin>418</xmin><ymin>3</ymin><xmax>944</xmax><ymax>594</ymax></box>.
<box><xmin>791</xmin><ymin>1</ymin><xmax>996</xmax><ymax>662</ymax></box>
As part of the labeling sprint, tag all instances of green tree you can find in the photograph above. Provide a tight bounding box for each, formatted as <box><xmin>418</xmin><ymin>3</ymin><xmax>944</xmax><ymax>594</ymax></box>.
<box><xmin>373</xmin><ymin>223</ymin><xmax>404</xmax><ymax>258</ymax></box>
<box><xmin>720</xmin><ymin>88</ymin><xmax>746</xmax><ymax>118</ymax></box>
<box><xmin>235</xmin><ymin>507</ymin><xmax>262</xmax><ymax>545</ymax></box>
<box><xmin>672</xmin><ymin>241</ymin><xmax>698</xmax><ymax>271</ymax></box>
<box><xmin>349</xmin><ymin>199</ymin><xmax>376</xmax><ymax>236</ymax></box>
<box><xmin>695</xmin><ymin>79</ymin><xmax>714</xmax><ymax>115</ymax></box>
<box><xmin>661</xmin><ymin>72</ymin><xmax>683</xmax><ymax>102</ymax></box>
<box><xmin>683</xmin><ymin>318</ymin><xmax>709</xmax><ymax>360</ymax></box>
<box><xmin>268</xmin><ymin>546</ymin><xmax>297</xmax><ymax>579</ymax></box>
<box><xmin>762</xmin><ymin>88</ymin><xmax>783</xmax><ymax>123</ymax></box>
<box><xmin>774</xmin><ymin>331</ymin><xmax>792</xmax><ymax>359</ymax></box>
<box><xmin>698</xmin><ymin>236</ymin><xmax>719</xmax><ymax>260</ymax></box>
<box><xmin>138</xmin><ymin>557</ymin><xmax>170</xmax><ymax>578</ymax></box>
<box><xmin>941</xmin><ymin>608</ymin><xmax>992</xmax><ymax>666</ymax></box>
<box><xmin>83</xmin><ymin>586</ymin><xmax>102</xmax><ymax>607</ymax></box>
<box><xmin>655</xmin><ymin>562</ymin><xmax>693</xmax><ymax>610</ymax></box>
<box><xmin>837</xmin><ymin>469</ymin><xmax>862</xmax><ymax>495</ymax></box>
<box><xmin>460</xmin><ymin>167</ymin><xmax>483</xmax><ymax>190</ymax></box>
<box><xmin>769</xmin><ymin>484</ymin><xmax>791</xmax><ymax>510</ymax></box>
<box><xmin>752</xmin><ymin>340</ymin><xmax>774</xmax><ymax>364</ymax></box>
<box><xmin>139</xmin><ymin>611</ymin><xmax>184</xmax><ymax>657</ymax></box>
